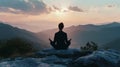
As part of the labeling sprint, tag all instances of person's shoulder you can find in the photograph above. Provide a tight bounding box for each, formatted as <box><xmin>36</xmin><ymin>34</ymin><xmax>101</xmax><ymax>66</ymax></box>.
<box><xmin>55</xmin><ymin>31</ymin><xmax>59</xmax><ymax>35</ymax></box>
<box><xmin>55</xmin><ymin>31</ymin><xmax>67</xmax><ymax>35</ymax></box>
<box><xmin>62</xmin><ymin>31</ymin><xmax>67</xmax><ymax>35</ymax></box>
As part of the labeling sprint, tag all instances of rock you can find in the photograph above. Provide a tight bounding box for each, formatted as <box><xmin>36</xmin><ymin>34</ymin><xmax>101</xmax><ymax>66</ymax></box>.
<box><xmin>68</xmin><ymin>49</ymin><xmax>120</xmax><ymax>67</ymax></box>
<box><xmin>35</xmin><ymin>48</ymin><xmax>82</xmax><ymax>58</ymax></box>
<box><xmin>0</xmin><ymin>49</ymin><xmax>120</xmax><ymax>67</ymax></box>
<box><xmin>0</xmin><ymin>58</ymin><xmax>66</xmax><ymax>67</ymax></box>
<box><xmin>41</xmin><ymin>55</ymin><xmax>72</xmax><ymax>65</ymax></box>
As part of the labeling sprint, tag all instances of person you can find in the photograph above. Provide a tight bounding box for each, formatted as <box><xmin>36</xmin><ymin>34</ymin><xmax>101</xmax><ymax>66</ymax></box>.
<box><xmin>49</xmin><ymin>22</ymin><xmax>71</xmax><ymax>50</ymax></box>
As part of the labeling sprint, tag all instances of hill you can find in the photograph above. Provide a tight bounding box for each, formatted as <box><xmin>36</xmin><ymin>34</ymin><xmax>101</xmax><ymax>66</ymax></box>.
<box><xmin>37</xmin><ymin>22</ymin><xmax>120</xmax><ymax>49</ymax></box>
<box><xmin>0</xmin><ymin>22</ymin><xmax>47</xmax><ymax>50</ymax></box>
<box><xmin>103</xmin><ymin>38</ymin><xmax>120</xmax><ymax>50</ymax></box>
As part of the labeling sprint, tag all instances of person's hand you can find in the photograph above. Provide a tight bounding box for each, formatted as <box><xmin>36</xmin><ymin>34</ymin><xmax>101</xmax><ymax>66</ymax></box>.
<box><xmin>67</xmin><ymin>39</ymin><xmax>72</xmax><ymax>45</ymax></box>
<box><xmin>49</xmin><ymin>38</ymin><xmax>53</xmax><ymax>45</ymax></box>
<box><xmin>49</xmin><ymin>38</ymin><xmax>52</xmax><ymax>42</ymax></box>
<box><xmin>69</xmin><ymin>39</ymin><xmax>72</xmax><ymax>42</ymax></box>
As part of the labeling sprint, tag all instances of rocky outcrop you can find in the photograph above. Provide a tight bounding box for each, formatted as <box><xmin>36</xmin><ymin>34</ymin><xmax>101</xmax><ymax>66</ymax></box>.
<box><xmin>0</xmin><ymin>49</ymin><xmax>119</xmax><ymax>67</ymax></box>
<box><xmin>68</xmin><ymin>49</ymin><xmax>120</xmax><ymax>67</ymax></box>
<box><xmin>34</xmin><ymin>48</ymin><xmax>92</xmax><ymax>58</ymax></box>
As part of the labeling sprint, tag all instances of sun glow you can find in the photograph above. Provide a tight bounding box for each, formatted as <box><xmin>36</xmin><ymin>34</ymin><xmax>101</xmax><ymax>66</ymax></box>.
<box><xmin>55</xmin><ymin>10</ymin><xmax>64</xmax><ymax>17</ymax></box>
<box><xmin>54</xmin><ymin>8</ymin><xmax>68</xmax><ymax>17</ymax></box>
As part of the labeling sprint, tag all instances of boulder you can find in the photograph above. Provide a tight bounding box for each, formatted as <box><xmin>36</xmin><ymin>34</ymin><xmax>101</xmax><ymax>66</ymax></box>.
<box><xmin>35</xmin><ymin>48</ymin><xmax>82</xmax><ymax>58</ymax></box>
<box><xmin>34</xmin><ymin>48</ymin><xmax>92</xmax><ymax>58</ymax></box>
<box><xmin>68</xmin><ymin>49</ymin><xmax>120</xmax><ymax>67</ymax></box>
<box><xmin>41</xmin><ymin>55</ymin><xmax>72</xmax><ymax>65</ymax></box>
<box><xmin>0</xmin><ymin>58</ymin><xmax>66</xmax><ymax>67</ymax></box>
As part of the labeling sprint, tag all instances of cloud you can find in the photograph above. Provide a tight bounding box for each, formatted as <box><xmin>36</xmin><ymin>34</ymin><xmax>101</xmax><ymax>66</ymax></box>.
<box><xmin>52</xmin><ymin>5</ymin><xmax>60</xmax><ymax>11</ymax></box>
<box><xmin>0</xmin><ymin>0</ymin><xmax>51</xmax><ymax>15</ymax></box>
<box><xmin>68</xmin><ymin>6</ymin><xmax>83</xmax><ymax>12</ymax></box>
<box><xmin>107</xmin><ymin>5</ymin><xmax>115</xmax><ymax>8</ymax></box>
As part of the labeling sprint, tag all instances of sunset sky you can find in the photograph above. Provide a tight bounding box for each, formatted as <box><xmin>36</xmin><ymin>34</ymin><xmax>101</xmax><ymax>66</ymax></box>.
<box><xmin>0</xmin><ymin>0</ymin><xmax>120</xmax><ymax>32</ymax></box>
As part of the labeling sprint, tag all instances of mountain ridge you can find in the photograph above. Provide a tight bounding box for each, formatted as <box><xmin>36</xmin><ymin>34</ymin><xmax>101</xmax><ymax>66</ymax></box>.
<box><xmin>37</xmin><ymin>22</ymin><xmax>120</xmax><ymax>49</ymax></box>
<box><xmin>0</xmin><ymin>22</ymin><xmax>47</xmax><ymax>50</ymax></box>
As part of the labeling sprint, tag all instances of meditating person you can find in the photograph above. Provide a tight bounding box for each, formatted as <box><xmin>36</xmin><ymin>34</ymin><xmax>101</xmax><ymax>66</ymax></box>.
<box><xmin>49</xmin><ymin>22</ymin><xmax>71</xmax><ymax>50</ymax></box>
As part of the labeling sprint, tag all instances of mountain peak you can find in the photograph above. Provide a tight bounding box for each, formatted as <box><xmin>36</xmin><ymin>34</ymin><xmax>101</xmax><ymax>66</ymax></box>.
<box><xmin>103</xmin><ymin>22</ymin><xmax>120</xmax><ymax>27</ymax></box>
<box><xmin>0</xmin><ymin>22</ymin><xmax>12</xmax><ymax>27</ymax></box>
<box><xmin>111</xmin><ymin>22</ymin><xmax>120</xmax><ymax>24</ymax></box>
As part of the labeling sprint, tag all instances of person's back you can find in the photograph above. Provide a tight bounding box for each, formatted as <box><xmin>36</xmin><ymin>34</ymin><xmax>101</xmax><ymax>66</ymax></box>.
<box><xmin>54</xmin><ymin>31</ymin><xmax>67</xmax><ymax>49</ymax></box>
<box><xmin>49</xmin><ymin>22</ymin><xmax>71</xmax><ymax>50</ymax></box>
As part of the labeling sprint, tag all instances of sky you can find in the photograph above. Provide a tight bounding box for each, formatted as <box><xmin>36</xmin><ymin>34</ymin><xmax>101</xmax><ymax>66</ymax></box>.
<box><xmin>0</xmin><ymin>0</ymin><xmax>120</xmax><ymax>32</ymax></box>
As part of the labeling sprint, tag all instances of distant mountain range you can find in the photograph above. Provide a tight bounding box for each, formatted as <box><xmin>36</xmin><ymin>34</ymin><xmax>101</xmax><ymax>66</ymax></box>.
<box><xmin>0</xmin><ymin>21</ymin><xmax>120</xmax><ymax>50</ymax></box>
<box><xmin>0</xmin><ymin>22</ymin><xmax>47</xmax><ymax>50</ymax></box>
<box><xmin>37</xmin><ymin>22</ymin><xmax>120</xmax><ymax>50</ymax></box>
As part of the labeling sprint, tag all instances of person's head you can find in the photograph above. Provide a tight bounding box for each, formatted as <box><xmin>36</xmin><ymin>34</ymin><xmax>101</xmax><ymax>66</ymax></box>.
<box><xmin>58</xmin><ymin>22</ymin><xmax>64</xmax><ymax>31</ymax></box>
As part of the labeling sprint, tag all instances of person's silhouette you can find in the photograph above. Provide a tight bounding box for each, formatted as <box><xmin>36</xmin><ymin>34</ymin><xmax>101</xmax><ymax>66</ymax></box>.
<box><xmin>49</xmin><ymin>22</ymin><xmax>71</xmax><ymax>50</ymax></box>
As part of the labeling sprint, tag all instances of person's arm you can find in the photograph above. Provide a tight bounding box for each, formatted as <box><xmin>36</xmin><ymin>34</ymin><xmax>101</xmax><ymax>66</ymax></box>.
<box><xmin>65</xmin><ymin>33</ymin><xmax>71</xmax><ymax>45</ymax></box>
<box><xmin>65</xmin><ymin>33</ymin><xmax>68</xmax><ymax>42</ymax></box>
<box><xmin>49</xmin><ymin>38</ymin><xmax>52</xmax><ymax>42</ymax></box>
<box><xmin>49</xmin><ymin>38</ymin><xmax>53</xmax><ymax>45</ymax></box>
<box><xmin>54</xmin><ymin>33</ymin><xmax>57</xmax><ymax>43</ymax></box>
